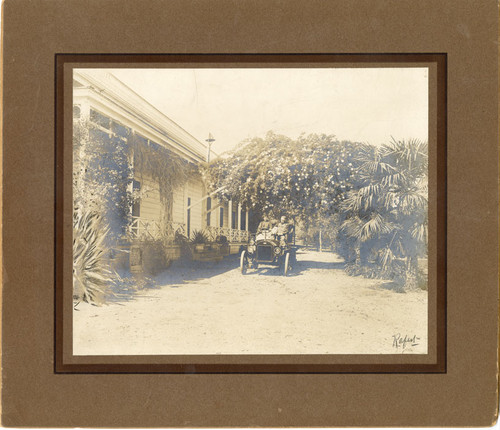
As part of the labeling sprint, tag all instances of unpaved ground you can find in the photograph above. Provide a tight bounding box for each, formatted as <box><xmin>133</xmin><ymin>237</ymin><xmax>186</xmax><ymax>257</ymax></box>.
<box><xmin>73</xmin><ymin>250</ymin><xmax>427</xmax><ymax>355</ymax></box>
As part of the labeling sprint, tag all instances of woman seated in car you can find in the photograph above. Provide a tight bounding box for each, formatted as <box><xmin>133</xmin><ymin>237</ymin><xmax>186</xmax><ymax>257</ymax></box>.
<box><xmin>256</xmin><ymin>215</ymin><xmax>275</xmax><ymax>240</ymax></box>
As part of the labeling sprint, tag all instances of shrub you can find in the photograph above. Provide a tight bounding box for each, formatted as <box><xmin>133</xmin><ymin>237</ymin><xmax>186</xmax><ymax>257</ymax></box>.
<box><xmin>174</xmin><ymin>231</ymin><xmax>189</xmax><ymax>245</ymax></box>
<box><xmin>345</xmin><ymin>259</ymin><xmax>406</xmax><ymax>282</ymax></box>
<box><xmin>216</xmin><ymin>235</ymin><xmax>228</xmax><ymax>244</ymax></box>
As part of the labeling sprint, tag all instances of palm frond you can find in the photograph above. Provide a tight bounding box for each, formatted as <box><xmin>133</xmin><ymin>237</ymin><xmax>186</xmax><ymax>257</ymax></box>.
<box><xmin>410</xmin><ymin>222</ymin><xmax>428</xmax><ymax>243</ymax></box>
<box><xmin>358</xmin><ymin>213</ymin><xmax>393</xmax><ymax>241</ymax></box>
<box><xmin>381</xmin><ymin>171</ymin><xmax>407</xmax><ymax>188</ymax></box>
<box><xmin>398</xmin><ymin>191</ymin><xmax>428</xmax><ymax>215</ymax></box>
<box><xmin>340</xmin><ymin>216</ymin><xmax>364</xmax><ymax>239</ymax></box>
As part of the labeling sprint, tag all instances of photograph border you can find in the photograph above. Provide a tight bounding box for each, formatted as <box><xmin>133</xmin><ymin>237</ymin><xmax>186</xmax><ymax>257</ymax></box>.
<box><xmin>55</xmin><ymin>53</ymin><xmax>447</xmax><ymax>374</ymax></box>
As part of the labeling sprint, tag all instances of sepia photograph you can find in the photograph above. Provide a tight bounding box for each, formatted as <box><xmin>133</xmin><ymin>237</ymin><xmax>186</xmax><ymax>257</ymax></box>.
<box><xmin>4</xmin><ymin>0</ymin><xmax>499</xmax><ymax>423</ymax></box>
<box><xmin>72</xmin><ymin>67</ymin><xmax>429</xmax><ymax>356</ymax></box>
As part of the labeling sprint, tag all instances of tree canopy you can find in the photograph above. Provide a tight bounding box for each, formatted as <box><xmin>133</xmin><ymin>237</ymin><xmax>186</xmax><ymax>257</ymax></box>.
<box><xmin>202</xmin><ymin>131</ymin><xmax>365</xmax><ymax>223</ymax></box>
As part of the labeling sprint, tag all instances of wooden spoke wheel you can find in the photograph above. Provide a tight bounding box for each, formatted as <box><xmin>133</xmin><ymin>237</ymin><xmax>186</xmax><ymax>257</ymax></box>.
<box><xmin>283</xmin><ymin>252</ymin><xmax>291</xmax><ymax>276</ymax></box>
<box><xmin>240</xmin><ymin>250</ymin><xmax>248</xmax><ymax>275</ymax></box>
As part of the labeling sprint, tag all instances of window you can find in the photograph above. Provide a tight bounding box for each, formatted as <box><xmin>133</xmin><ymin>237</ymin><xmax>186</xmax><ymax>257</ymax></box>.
<box><xmin>206</xmin><ymin>197</ymin><xmax>211</xmax><ymax>226</ymax></box>
<box><xmin>187</xmin><ymin>197</ymin><xmax>191</xmax><ymax>238</ymax></box>
<box><xmin>220</xmin><ymin>207</ymin><xmax>224</xmax><ymax>228</ymax></box>
<box><xmin>232</xmin><ymin>211</ymin><xmax>236</xmax><ymax>229</ymax></box>
<box><xmin>73</xmin><ymin>105</ymin><xmax>81</xmax><ymax>119</ymax></box>
<box><xmin>132</xmin><ymin>180</ymin><xmax>141</xmax><ymax>217</ymax></box>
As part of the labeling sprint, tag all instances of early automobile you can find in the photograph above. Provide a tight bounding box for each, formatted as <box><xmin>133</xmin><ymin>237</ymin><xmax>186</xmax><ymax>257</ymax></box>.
<box><xmin>240</xmin><ymin>226</ymin><xmax>297</xmax><ymax>276</ymax></box>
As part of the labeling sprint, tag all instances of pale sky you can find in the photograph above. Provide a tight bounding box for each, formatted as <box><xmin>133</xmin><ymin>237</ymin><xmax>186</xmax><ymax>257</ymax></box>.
<box><xmin>106</xmin><ymin>67</ymin><xmax>428</xmax><ymax>154</ymax></box>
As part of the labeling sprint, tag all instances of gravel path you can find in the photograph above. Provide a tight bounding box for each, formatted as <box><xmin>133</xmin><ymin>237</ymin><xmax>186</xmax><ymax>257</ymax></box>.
<box><xmin>73</xmin><ymin>250</ymin><xmax>427</xmax><ymax>355</ymax></box>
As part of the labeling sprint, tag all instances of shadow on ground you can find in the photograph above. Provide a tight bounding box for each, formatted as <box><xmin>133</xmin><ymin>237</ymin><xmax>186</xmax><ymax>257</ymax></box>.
<box><xmin>106</xmin><ymin>254</ymin><xmax>242</xmax><ymax>303</ymax></box>
<box><xmin>158</xmin><ymin>254</ymin><xmax>241</xmax><ymax>284</ymax></box>
<box><xmin>246</xmin><ymin>255</ymin><xmax>345</xmax><ymax>277</ymax></box>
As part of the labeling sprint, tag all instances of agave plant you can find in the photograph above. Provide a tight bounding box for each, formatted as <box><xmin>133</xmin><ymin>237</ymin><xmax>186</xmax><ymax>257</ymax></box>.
<box><xmin>73</xmin><ymin>210</ymin><xmax>114</xmax><ymax>305</ymax></box>
<box><xmin>190</xmin><ymin>229</ymin><xmax>209</xmax><ymax>244</ymax></box>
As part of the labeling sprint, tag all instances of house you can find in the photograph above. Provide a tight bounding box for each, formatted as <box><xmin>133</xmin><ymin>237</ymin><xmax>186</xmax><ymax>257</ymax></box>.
<box><xmin>73</xmin><ymin>70</ymin><xmax>250</xmax><ymax>270</ymax></box>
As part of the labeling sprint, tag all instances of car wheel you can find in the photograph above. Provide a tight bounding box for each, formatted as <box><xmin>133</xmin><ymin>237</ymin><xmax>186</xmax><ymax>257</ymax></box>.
<box><xmin>283</xmin><ymin>252</ymin><xmax>291</xmax><ymax>276</ymax></box>
<box><xmin>240</xmin><ymin>250</ymin><xmax>248</xmax><ymax>275</ymax></box>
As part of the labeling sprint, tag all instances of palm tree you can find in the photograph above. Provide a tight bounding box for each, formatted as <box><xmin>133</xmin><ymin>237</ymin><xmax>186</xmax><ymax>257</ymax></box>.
<box><xmin>340</xmin><ymin>139</ymin><xmax>428</xmax><ymax>290</ymax></box>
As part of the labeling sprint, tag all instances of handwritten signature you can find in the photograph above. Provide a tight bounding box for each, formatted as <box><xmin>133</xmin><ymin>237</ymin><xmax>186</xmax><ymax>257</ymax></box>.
<box><xmin>392</xmin><ymin>333</ymin><xmax>420</xmax><ymax>350</ymax></box>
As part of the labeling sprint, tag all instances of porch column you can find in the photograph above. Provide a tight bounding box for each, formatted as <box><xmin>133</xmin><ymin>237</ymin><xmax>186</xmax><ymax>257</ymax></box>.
<box><xmin>237</xmin><ymin>203</ymin><xmax>242</xmax><ymax>231</ymax></box>
<box><xmin>214</xmin><ymin>199</ymin><xmax>219</xmax><ymax>230</ymax></box>
<box><xmin>245</xmin><ymin>210</ymin><xmax>249</xmax><ymax>232</ymax></box>
<box><xmin>228</xmin><ymin>200</ymin><xmax>233</xmax><ymax>240</ymax></box>
<box><xmin>183</xmin><ymin>184</ymin><xmax>188</xmax><ymax>227</ymax></box>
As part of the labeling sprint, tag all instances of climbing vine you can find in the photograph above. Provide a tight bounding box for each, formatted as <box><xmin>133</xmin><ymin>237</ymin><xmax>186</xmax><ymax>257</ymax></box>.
<box><xmin>127</xmin><ymin>132</ymin><xmax>196</xmax><ymax>229</ymax></box>
<box><xmin>74</xmin><ymin>117</ymin><xmax>195</xmax><ymax>244</ymax></box>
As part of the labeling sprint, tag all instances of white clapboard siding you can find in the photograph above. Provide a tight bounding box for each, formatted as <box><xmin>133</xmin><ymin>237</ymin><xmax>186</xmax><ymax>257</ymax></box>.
<box><xmin>137</xmin><ymin>175</ymin><xmax>162</xmax><ymax>222</ymax></box>
<box><xmin>134</xmin><ymin>170</ymin><xmax>208</xmax><ymax>236</ymax></box>
<box><xmin>171</xmin><ymin>185</ymin><xmax>185</xmax><ymax>225</ymax></box>
<box><xmin>210</xmin><ymin>197</ymin><xmax>219</xmax><ymax>228</ymax></box>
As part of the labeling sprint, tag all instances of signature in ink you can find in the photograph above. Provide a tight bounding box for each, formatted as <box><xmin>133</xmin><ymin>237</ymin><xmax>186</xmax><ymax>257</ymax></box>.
<box><xmin>392</xmin><ymin>333</ymin><xmax>420</xmax><ymax>350</ymax></box>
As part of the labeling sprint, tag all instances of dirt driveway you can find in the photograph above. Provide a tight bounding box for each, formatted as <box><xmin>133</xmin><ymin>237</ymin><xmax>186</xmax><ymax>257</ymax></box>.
<box><xmin>73</xmin><ymin>250</ymin><xmax>428</xmax><ymax>355</ymax></box>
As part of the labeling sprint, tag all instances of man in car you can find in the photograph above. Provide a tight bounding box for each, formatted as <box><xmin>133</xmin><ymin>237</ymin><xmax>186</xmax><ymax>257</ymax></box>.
<box><xmin>276</xmin><ymin>216</ymin><xmax>292</xmax><ymax>242</ymax></box>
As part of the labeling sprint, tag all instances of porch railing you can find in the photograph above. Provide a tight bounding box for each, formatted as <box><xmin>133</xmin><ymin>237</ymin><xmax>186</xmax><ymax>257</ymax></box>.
<box><xmin>206</xmin><ymin>226</ymin><xmax>249</xmax><ymax>243</ymax></box>
<box><xmin>164</xmin><ymin>221</ymin><xmax>186</xmax><ymax>239</ymax></box>
<box><xmin>128</xmin><ymin>217</ymin><xmax>248</xmax><ymax>243</ymax></box>
<box><xmin>128</xmin><ymin>216</ymin><xmax>186</xmax><ymax>241</ymax></box>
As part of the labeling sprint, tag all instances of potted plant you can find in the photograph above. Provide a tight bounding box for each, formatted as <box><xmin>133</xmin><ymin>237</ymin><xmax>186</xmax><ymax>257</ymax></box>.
<box><xmin>211</xmin><ymin>241</ymin><xmax>221</xmax><ymax>251</ymax></box>
<box><xmin>162</xmin><ymin>231</ymin><xmax>187</xmax><ymax>261</ymax></box>
<box><xmin>191</xmin><ymin>230</ymin><xmax>209</xmax><ymax>252</ymax></box>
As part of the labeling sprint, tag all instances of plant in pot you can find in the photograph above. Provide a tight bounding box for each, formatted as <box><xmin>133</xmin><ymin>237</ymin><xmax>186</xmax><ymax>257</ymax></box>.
<box><xmin>211</xmin><ymin>241</ymin><xmax>221</xmax><ymax>251</ymax></box>
<box><xmin>190</xmin><ymin>230</ymin><xmax>209</xmax><ymax>252</ymax></box>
